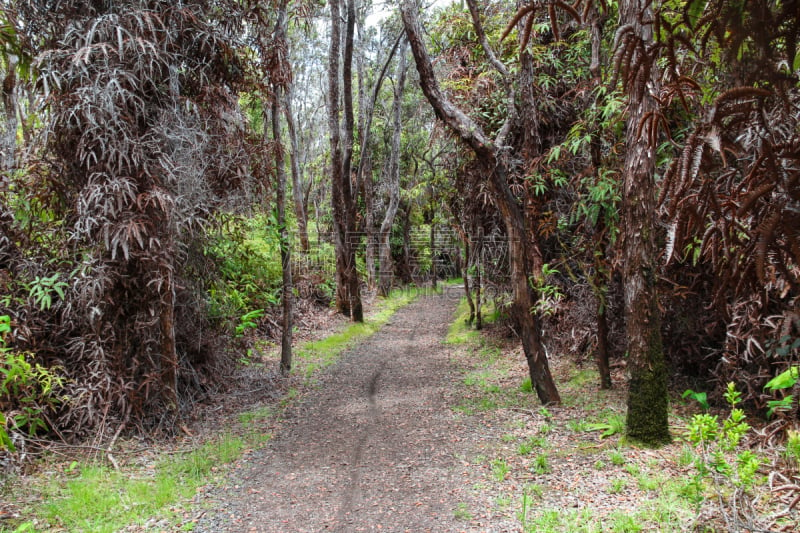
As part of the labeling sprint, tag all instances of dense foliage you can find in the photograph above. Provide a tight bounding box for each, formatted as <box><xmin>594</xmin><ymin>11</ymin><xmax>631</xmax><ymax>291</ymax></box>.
<box><xmin>0</xmin><ymin>0</ymin><xmax>797</xmax><ymax>466</ymax></box>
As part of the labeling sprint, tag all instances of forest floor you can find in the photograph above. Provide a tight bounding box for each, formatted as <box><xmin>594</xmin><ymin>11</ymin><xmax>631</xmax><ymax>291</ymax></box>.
<box><xmin>5</xmin><ymin>286</ymin><xmax>800</xmax><ymax>532</ymax></box>
<box><xmin>184</xmin><ymin>287</ymin><xmax>799</xmax><ymax>532</ymax></box>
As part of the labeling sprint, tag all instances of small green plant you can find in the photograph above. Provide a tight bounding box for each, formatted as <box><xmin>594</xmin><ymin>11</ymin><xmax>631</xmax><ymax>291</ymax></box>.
<box><xmin>518</xmin><ymin>486</ymin><xmax>533</xmax><ymax>529</ymax></box>
<box><xmin>636</xmin><ymin>472</ymin><xmax>661</xmax><ymax>491</ymax></box>
<box><xmin>0</xmin><ymin>316</ymin><xmax>67</xmax><ymax>447</ymax></box>
<box><xmin>584</xmin><ymin>412</ymin><xmax>625</xmax><ymax>439</ymax></box>
<box><xmin>27</xmin><ymin>273</ymin><xmax>69</xmax><ymax>311</ymax></box>
<box><xmin>609</xmin><ymin>478</ymin><xmax>627</xmax><ymax>494</ymax></box>
<box><xmin>785</xmin><ymin>429</ymin><xmax>800</xmax><ymax>467</ymax></box>
<box><xmin>495</xmin><ymin>495</ymin><xmax>511</xmax><ymax>510</ymax></box>
<box><xmin>764</xmin><ymin>365</ymin><xmax>799</xmax><ymax>417</ymax></box>
<box><xmin>567</xmin><ymin>418</ymin><xmax>591</xmax><ymax>432</ymax></box>
<box><xmin>532</xmin><ymin>453</ymin><xmax>550</xmax><ymax>474</ymax></box>
<box><xmin>453</xmin><ymin>502</ymin><xmax>472</xmax><ymax>521</ymax></box>
<box><xmin>530</xmin><ymin>264</ymin><xmax>564</xmax><ymax>317</ymax></box>
<box><xmin>519</xmin><ymin>377</ymin><xmax>533</xmax><ymax>393</ymax></box>
<box><xmin>491</xmin><ymin>457</ymin><xmax>510</xmax><ymax>481</ymax></box>
<box><xmin>609</xmin><ymin>512</ymin><xmax>643</xmax><ymax>532</ymax></box>
<box><xmin>518</xmin><ymin>435</ymin><xmax>546</xmax><ymax>455</ymax></box>
<box><xmin>235</xmin><ymin>308</ymin><xmax>265</xmax><ymax>337</ymax></box>
<box><xmin>682</xmin><ymin>389</ymin><xmax>710</xmax><ymax>411</ymax></box>
<box><xmin>608</xmin><ymin>449</ymin><xmax>626</xmax><ymax>466</ymax></box>
<box><xmin>685</xmin><ymin>382</ymin><xmax>764</xmax><ymax>526</ymax></box>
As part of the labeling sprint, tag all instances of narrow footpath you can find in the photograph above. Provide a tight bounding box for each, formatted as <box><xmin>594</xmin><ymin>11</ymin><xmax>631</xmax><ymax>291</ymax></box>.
<box><xmin>195</xmin><ymin>289</ymin><xmax>507</xmax><ymax>532</ymax></box>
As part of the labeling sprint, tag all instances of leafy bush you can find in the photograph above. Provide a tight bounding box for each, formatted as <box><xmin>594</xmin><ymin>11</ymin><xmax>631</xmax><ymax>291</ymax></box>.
<box><xmin>685</xmin><ymin>383</ymin><xmax>764</xmax><ymax>528</ymax></box>
<box><xmin>0</xmin><ymin>315</ymin><xmax>67</xmax><ymax>451</ymax></box>
<box><xmin>206</xmin><ymin>215</ymin><xmax>285</xmax><ymax>329</ymax></box>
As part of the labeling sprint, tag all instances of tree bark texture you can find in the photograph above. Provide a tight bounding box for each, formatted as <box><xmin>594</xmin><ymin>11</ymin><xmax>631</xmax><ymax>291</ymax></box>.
<box><xmin>400</xmin><ymin>0</ymin><xmax>560</xmax><ymax>404</ymax></box>
<box><xmin>328</xmin><ymin>0</ymin><xmax>363</xmax><ymax>321</ymax></box>
<box><xmin>474</xmin><ymin>226</ymin><xmax>483</xmax><ymax>331</ymax></box>
<box><xmin>273</xmin><ymin>98</ymin><xmax>294</xmax><ymax>374</ymax></box>
<box><xmin>619</xmin><ymin>0</ymin><xmax>671</xmax><ymax>445</ymax></box>
<box><xmin>1</xmin><ymin>55</ymin><xmax>17</xmax><ymax>173</ymax></box>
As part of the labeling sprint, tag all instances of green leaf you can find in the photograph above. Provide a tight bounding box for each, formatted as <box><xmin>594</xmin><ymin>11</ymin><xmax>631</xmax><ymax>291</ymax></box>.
<box><xmin>686</xmin><ymin>0</ymin><xmax>708</xmax><ymax>27</ymax></box>
<box><xmin>682</xmin><ymin>389</ymin><xmax>710</xmax><ymax>410</ymax></box>
<box><xmin>767</xmin><ymin>396</ymin><xmax>794</xmax><ymax>418</ymax></box>
<box><xmin>765</xmin><ymin>367</ymin><xmax>800</xmax><ymax>391</ymax></box>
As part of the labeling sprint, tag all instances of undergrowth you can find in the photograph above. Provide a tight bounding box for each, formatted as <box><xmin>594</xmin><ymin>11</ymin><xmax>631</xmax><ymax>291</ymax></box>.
<box><xmin>1</xmin><ymin>287</ymin><xmax>423</xmax><ymax>532</ymax></box>
<box><xmin>445</xmin><ymin>296</ymin><xmax>800</xmax><ymax>532</ymax></box>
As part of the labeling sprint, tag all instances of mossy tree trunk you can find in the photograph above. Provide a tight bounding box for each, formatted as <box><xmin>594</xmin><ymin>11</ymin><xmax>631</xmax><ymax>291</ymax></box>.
<box><xmin>619</xmin><ymin>0</ymin><xmax>671</xmax><ymax>445</ymax></box>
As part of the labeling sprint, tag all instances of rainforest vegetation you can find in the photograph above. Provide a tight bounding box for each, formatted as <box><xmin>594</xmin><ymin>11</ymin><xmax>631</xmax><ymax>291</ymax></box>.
<box><xmin>0</xmin><ymin>0</ymin><xmax>799</xmax><ymax>529</ymax></box>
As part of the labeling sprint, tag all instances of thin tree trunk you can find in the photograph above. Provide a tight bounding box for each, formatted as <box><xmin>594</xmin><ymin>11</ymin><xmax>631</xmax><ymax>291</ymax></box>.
<box><xmin>400</xmin><ymin>0</ymin><xmax>560</xmax><ymax>404</ymax></box>
<box><xmin>284</xmin><ymin>85</ymin><xmax>309</xmax><ymax>253</ymax></box>
<box><xmin>474</xmin><ymin>226</ymin><xmax>483</xmax><ymax>330</ymax></box>
<box><xmin>463</xmin><ymin>237</ymin><xmax>475</xmax><ymax>325</ymax></box>
<box><xmin>272</xmin><ymin>0</ymin><xmax>293</xmax><ymax>375</ymax></box>
<box><xmin>378</xmin><ymin>42</ymin><xmax>407</xmax><ymax>297</ymax></box>
<box><xmin>619</xmin><ymin>0</ymin><xmax>670</xmax><ymax>445</ymax></box>
<box><xmin>329</xmin><ymin>0</ymin><xmax>363</xmax><ymax>322</ymax></box>
<box><xmin>358</xmin><ymin>34</ymin><xmax>403</xmax><ymax>292</ymax></box>
<box><xmin>272</xmin><ymin>99</ymin><xmax>293</xmax><ymax>374</ymax></box>
<box><xmin>364</xmin><ymin>153</ymin><xmax>377</xmax><ymax>289</ymax></box>
<box><xmin>430</xmin><ymin>219</ymin><xmax>437</xmax><ymax>289</ymax></box>
<box><xmin>160</xmin><ymin>265</ymin><xmax>178</xmax><ymax>411</ymax></box>
<box><xmin>1</xmin><ymin>55</ymin><xmax>17</xmax><ymax>173</ymax></box>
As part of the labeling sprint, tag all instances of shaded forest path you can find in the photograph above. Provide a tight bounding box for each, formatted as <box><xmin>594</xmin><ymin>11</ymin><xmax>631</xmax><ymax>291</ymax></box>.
<box><xmin>196</xmin><ymin>289</ymin><xmax>501</xmax><ymax>532</ymax></box>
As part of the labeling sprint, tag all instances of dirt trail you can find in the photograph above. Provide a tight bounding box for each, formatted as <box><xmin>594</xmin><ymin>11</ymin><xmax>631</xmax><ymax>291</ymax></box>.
<box><xmin>196</xmin><ymin>289</ymin><xmax>501</xmax><ymax>532</ymax></box>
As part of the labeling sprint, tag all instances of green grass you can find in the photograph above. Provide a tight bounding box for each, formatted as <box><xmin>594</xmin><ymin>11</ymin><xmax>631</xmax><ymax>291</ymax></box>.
<box><xmin>3</xmin><ymin>288</ymin><xmax>423</xmax><ymax>533</ymax></box>
<box><xmin>15</xmin><ymin>432</ymin><xmax>255</xmax><ymax>533</ymax></box>
<box><xmin>608</xmin><ymin>449</ymin><xmax>626</xmax><ymax>466</ymax></box>
<box><xmin>445</xmin><ymin>298</ymin><xmax>481</xmax><ymax>345</ymax></box>
<box><xmin>532</xmin><ymin>453</ymin><xmax>550</xmax><ymax>474</ymax></box>
<box><xmin>296</xmin><ymin>287</ymin><xmax>420</xmax><ymax>378</ymax></box>
<box><xmin>491</xmin><ymin>458</ymin><xmax>510</xmax><ymax>482</ymax></box>
<box><xmin>518</xmin><ymin>435</ymin><xmax>547</xmax><ymax>455</ymax></box>
<box><xmin>453</xmin><ymin>502</ymin><xmax>472</xmax><ymax>521</ymax></box>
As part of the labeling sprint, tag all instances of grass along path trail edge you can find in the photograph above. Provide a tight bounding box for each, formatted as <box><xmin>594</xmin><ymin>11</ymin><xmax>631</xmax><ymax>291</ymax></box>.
<box><xmin>4</xmin><ymin>285</ymin><xmax>799</xmax><ymax>531</ymax></box>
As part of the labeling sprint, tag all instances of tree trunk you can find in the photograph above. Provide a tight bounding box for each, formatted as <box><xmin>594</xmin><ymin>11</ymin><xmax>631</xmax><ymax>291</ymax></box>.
<box><xmin>430</xmin><ymin>219</ymin><xmax>437</xmax><ymax>289</ymax></box>
<box><xmin>462</xmin><ymin>236</ymin><xmax>475</xmax><ymax>325</ymax></box>
<box><xmin>160</xmin><ymin>265</ymin><xmax>178</xmax><ymax>411</ymax></box>
<box><xmin>357</xmin><ymin>34</ymin><xmax>403</xmax><ymax>292</ymax></box>
<box><xmin>284</xmin><ymin>85</ymin><xmax>309</xmax><ymax>253</ymax></box>
<box><xmin>270</xmin><ymin>0</ymin><xmax>293</xmax><ymax>374</ymax></box>
<box><xmin>596</xmin><ymin>291</ymin><xmax>612</xmax><ymax>389</ymax></box>
<box><xmin>619</xmin><ymin>0</ymin><xmax>671</xmax><ymax>445</ymax></box>
<box><xmin>272</xmin><ymin>99</ymin><xmax>293</xmax><ymax>374</ymax></box>
<box><xmin>1</xmin><ymin>55</ymin><xmax>17</xmax><ymax>173</ymax></box>
<box><xmin>474</xmin><ymin>226</ymin><xmax>483</xmax><ymax>330</ymax></box>
<box><xmin>364</xmin><ymin>153</ymin><xmax>377</xmax><ymax>290</ymax></box>
<box><xmin>378</xmin><ymin>42</ymin><xmax>407</xmax><ymax>297</ymax></box>
<box><xmin>400</xmin><ymin>0</ymin><xmax>560</xmax><ymax>404</ymax></box>
<box><xmin>328</xmin><ymin>0</ymin><xmax>363</xmax><ymax>322</ymax></box>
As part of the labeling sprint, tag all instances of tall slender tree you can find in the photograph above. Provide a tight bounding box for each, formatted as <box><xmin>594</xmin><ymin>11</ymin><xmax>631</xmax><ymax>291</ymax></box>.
<box><xmin>329</xmin><ymin>0</ymin><xmax>363</xmax><ymax>321</ymax></box>
<box><xmin>400</xmin><ymin>0</ymin><xmax>560</xmax><ymax>404</ymax></box>
<box><xmin>272</xmin><ymin>0</ymin><xmax>293</xmax><ymax>375</ymax></box>
<box><xmin>617</xmin><ymin>0</ymin><xmax>670</xmax><ymax>444</ymax></box>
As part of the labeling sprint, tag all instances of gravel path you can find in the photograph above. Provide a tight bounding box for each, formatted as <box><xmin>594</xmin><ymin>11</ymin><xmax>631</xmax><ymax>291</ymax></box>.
<box><xmin>195</xmin><ymin>290</ymin><xmax>497</xmax><ymax>532</ymax></box>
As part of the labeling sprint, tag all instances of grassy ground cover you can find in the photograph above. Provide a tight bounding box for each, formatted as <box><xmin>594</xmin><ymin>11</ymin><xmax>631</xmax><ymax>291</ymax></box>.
<box><xmin>0</xmin><ymin>288</ymin><xmax>426</xmax><ymax>533</ymax></box>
